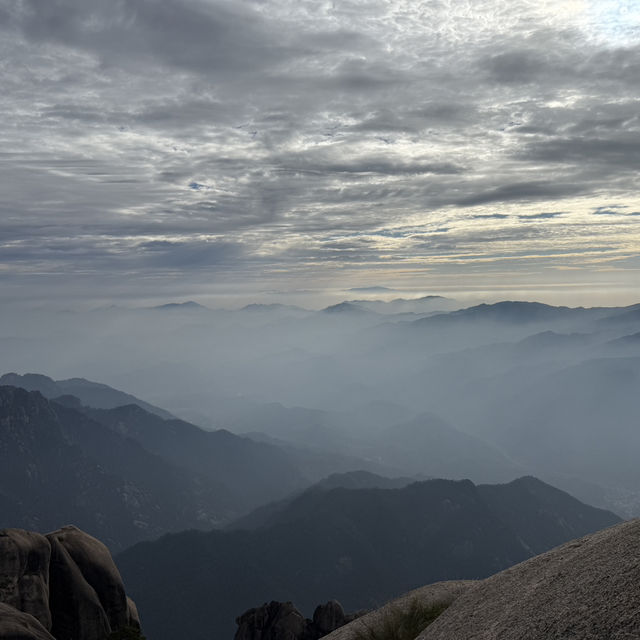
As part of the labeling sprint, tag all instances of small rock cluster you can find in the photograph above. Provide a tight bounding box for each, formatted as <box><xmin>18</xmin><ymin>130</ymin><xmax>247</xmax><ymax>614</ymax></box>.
<box><xmin>0</xmin><ymin>525</ymin><xmax>141</xmax><ymax>640</ymax></box>
<box><xmin>235</xmin><ymin>599</ymin><xmax>363</xmax><ymax>640</ymax></box>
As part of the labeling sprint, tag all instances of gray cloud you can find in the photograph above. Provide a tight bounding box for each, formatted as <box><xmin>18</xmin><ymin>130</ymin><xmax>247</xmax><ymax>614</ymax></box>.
<box><xmin>455</xmin><ymin>182</ymin><xmax>586</xmax><ymax>207</ymax></box>
<box><xmin>518</xmin><ymin>212</ymin><xmax>566</xmax><ymax>220</ymax></box>
<box><xmin>1</xmin><ymin>0</ymin><xmax>639</xmax><ymax>304</ymax></box>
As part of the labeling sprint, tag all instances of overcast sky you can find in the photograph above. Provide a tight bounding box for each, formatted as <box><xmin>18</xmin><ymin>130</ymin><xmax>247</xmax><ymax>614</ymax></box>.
<box><xmin>1</xmin><ymin>0</ymin><xmax>639</xmax><ymax>307</ymax></box>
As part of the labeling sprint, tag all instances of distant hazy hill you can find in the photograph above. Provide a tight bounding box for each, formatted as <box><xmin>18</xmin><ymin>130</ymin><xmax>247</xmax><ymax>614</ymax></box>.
<box><xmin>322</xmin><ymin>302</ymin><xmax>373</xmax><ymax>314</ymax></box>
<box><xmin>84</xmin><ymin>403</ymin><xmax>309</xmax><ymax>512</ymax></box>
<box><xmin>117</xmin><ymin>476</ymin><xmax>619</xmax><ymax>640</ymax></box>
<box><xmin>375</xmin><ymin>412</ymin><xmax>522</xmax><ymax>482</ymax></box>
<box><xmin>149</xmin><ymin>301</ymin><xmax>210</xmax><ymax>311</ymax></box>
<box><xmin>0</xmin><ymin>372</ymin><xmax>173</xmax><ymax>418</ymax></box>
<box><xmin>408</xmin><ymin>301</ymin><xmax>624</xmax><ymax>336</ymax></box>
<box><xmin>2</xmin><ymin>379</ymin><xmax>418</xmax><ymax>550</ymax></box>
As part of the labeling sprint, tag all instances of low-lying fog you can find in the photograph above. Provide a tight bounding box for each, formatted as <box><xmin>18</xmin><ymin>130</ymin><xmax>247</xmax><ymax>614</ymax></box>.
<box><xmin>3</xmin><ymin>295</ymin><xmax>640</xmax><ymax>517</ymax></box>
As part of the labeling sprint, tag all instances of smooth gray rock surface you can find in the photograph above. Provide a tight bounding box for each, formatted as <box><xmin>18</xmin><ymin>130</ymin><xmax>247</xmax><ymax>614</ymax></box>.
<box><xmin>320</xmin><ymin>581</ymin><xmax>474</xmax><ymax>640</ymax></box>
<box><xmin>418</xmin><ymin>519</ymin><xmax>640</xmax><ymax>640</ymax></box>
<box><xmin>47</xmin><ymin>526</ymin><xmax>128</xmax><ymax>632</ymax></box>
<box><xmin>0</xmin><ymin>603</ymin><xmax>55</xmax><ymax>640</ymax></box>
<box><xmin>46</xmin><ymin>534</ymin><xmax>112</xmax><ymax>640</ymax></box>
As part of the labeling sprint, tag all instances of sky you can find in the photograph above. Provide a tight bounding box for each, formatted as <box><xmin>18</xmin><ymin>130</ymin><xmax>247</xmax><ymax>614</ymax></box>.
<box><xmin>1</xmin><ymin>0</ymin><xmax>640</xmax><ymax>308</ymax></box>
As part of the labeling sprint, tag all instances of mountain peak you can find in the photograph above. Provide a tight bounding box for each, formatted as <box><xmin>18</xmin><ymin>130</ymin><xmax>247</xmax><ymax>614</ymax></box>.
<box><xmin>322</xmin><ymin>302</ymin><xmax>368</xmax><ymax>314</ymax></box>
<box><xmin>151</xmin><ymin>301</ymin><xmax>209</xmax><ymax>310</ymax></box>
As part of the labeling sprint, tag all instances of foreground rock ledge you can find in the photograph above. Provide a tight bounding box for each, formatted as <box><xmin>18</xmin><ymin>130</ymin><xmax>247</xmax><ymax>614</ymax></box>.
<box><xmin>0</xmin><ymin>526</ymin><xmax>141</xmax><ymax>640</ymax></box>
<box><xmin>418</xmin><ymin>519</ymin><xmax>640</xmax><ymax>640</ymax></box>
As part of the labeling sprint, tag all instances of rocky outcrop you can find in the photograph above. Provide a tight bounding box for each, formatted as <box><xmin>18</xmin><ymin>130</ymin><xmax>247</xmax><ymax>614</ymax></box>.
<box><xmin>235</xmin><ymin>601</ymin><xmax>307</xmax><ymax>640</ymax></box>
<box><xmin>418</xmin><ymin>519</ymin><xmax>640</xmax><ymax>639</ymax></box>
<box><xmin>320</xmin><ymin>581</ymin><xmax>474</xmax><ymax>640</ymax></box>
<box><xmin>0</xmin><ymin>526</ymin><xmax>142</xmax><ymax>640</ymax></box>
<box><xmin>235</xmin><ymin>600</ymin><xmax>362</xmax><ymax>640</ymax></box>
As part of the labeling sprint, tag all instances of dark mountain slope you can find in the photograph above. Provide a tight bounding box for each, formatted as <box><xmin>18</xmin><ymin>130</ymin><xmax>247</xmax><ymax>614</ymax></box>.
<box><xmin>0</xmin><ymin>386</ymin><xmax>235</xmax><ymax>551</ymax></box>
<box><xmin>477</xmin><ymin>476</ymin><xmax>618</xmax><ymax>555</ymax></box>
<box><xmin>117</xmin><ymin>477</ymin><xmax>619</xmax><ymax>640</ymax></box>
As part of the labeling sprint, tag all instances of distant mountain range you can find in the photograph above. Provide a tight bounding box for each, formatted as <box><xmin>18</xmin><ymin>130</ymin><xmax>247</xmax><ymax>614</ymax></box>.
<box><xmin>0</xmin><ymin>376</ymin><xmax>429</xmax><ymax>551</ymax></box>
<box><xmin>117</xmin><ymin>475</ymin><xmax>620</xmax><ymax>640</ymax></box>
<box><xmin>0</xmin><ymin>382</ymin><xmax>361</xmax><ymax>550</ymax></box>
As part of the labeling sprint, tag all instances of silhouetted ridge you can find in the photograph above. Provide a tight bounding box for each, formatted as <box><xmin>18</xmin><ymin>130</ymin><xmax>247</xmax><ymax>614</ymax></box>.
<box><xmin>0</xmin><ymin>372</ymin><xmax>172</xmax><ymax>418</ymax></box>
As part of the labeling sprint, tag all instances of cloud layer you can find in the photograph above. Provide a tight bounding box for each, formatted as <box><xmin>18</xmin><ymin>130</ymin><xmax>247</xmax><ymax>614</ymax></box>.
<box><xmin>1</xmin><ymin>0</ymin><xmax>639</xmax><ymax>304</ymax></box>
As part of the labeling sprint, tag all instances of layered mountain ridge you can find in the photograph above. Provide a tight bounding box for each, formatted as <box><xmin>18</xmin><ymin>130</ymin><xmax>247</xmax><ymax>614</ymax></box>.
<box><xmin>117</xmin><ymin>475</ymin><xmax>620</xmax><ymax>639</ymax></box>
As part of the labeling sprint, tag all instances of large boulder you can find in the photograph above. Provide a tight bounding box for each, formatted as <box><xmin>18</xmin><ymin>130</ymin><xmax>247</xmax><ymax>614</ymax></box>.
<box><xmin>311</xmin><ymin>601</ymin><xmax>348</xmax><ymax>637</ymax></box>
<box><xmin>0</xmin><ymin>603</ymin><xmax>55</xmax><ymax>640</ymax></box>
<box><xmin>0</xmin><ymin>525</ymin><xmax>141</xmax><ymax>640</ymax></box>
<box><xmin>47</xmin><ymin>526</ymin><xmax>129</xmax><ymax>632</ymax></box>
<box><xmin>0</xmin><ymin>529</ymin><xmax>51</xmax><ymax>630</ymax></box>
<box><xmin>418</xmin><ymin>519</ymin><xmax>640</xmax><ymax>640</ymax></box>
<box><xmin>46</xmin><ymin>534</ymin><xmax>112</xmax><ymax>640</ymax></box>
<box><xmin>235</xmin><ymin>601</ymin><xmax>308</xmax><ymax>640</ymax></box>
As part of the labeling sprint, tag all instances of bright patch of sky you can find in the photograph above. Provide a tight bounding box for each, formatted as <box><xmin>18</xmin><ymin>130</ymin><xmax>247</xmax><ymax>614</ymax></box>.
<box><xmin>586</xmin><ymin>0</ymin><xmax>640</xmax><ymax>43</ymax></box>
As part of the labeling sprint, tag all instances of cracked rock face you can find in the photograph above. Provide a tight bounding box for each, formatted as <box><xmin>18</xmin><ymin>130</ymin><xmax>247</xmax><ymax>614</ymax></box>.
<box><xmin>0</xmin><ymin>526</ymin><xmax>141</xmax><ymax>640</ymax></box>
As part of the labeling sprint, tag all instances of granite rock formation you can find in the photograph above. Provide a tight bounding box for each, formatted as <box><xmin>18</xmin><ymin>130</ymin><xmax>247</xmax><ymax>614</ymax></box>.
<box><xmin>0</xmin><ymin>526</ymin><xmax>141</xmax><ymax>640</ymax></box>
<box><xmin>235</xmin><ymin>600</ymin><xmax>361</xmax><ymax>640</ymax></box>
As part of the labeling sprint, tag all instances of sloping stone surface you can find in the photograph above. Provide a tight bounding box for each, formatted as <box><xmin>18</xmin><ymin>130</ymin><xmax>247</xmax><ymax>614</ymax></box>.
<box><xmin>0</xmin><ymin>529</ymin><xmax>51</xmax><ymax>630</ymax></box>
<box><xmin>321</xmin><ymin>581</ymin><xmax>474</xmax><ymax>640</ymax></box>
<box><xmin>0</xmin><ymin>603</ymin><xmax>55</xmax><ymax>640</ymax></box>
<box><xmin>46</xmin><ymin>534</ymin><xmax>112</xmax><ymax>640</ymax></box>
<box><xmin>418</xmin><ymin>519</ymin><xmax>640</xmax><ymax>640</ymax></box>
